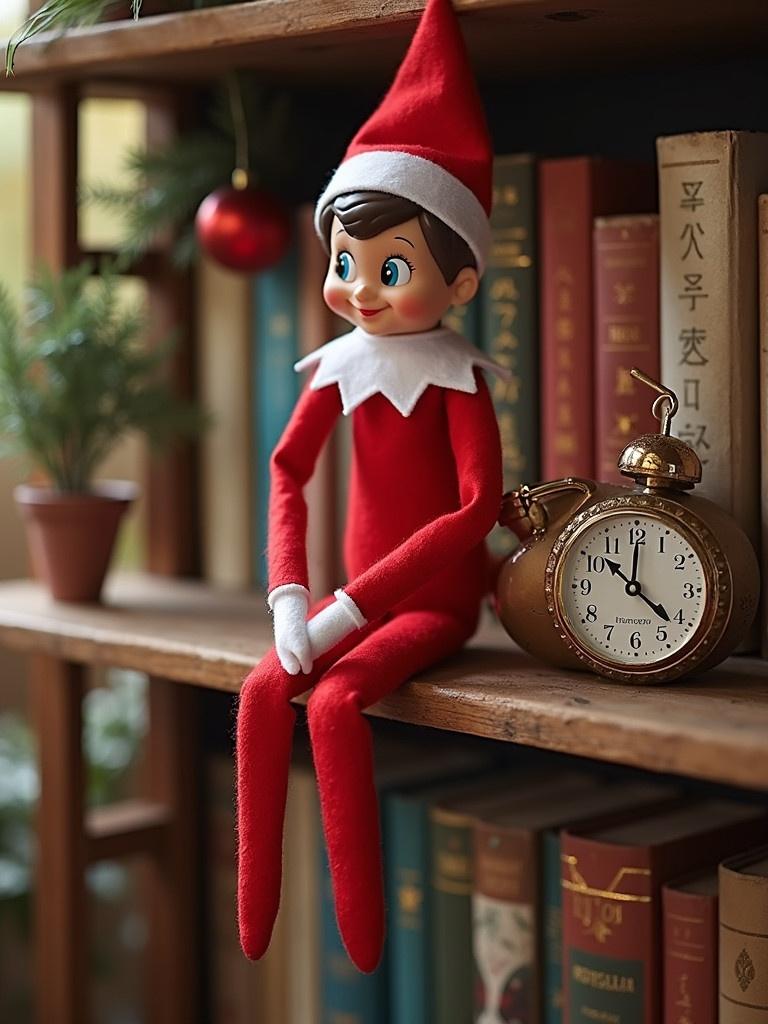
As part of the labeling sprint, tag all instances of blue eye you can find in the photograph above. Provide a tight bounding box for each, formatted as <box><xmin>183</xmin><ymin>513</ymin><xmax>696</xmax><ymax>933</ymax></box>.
<box><xmin>381</xmin><ymin>257</ymin><xmax>413</xmax><ymax>287</ymax></box>
<box><xmin>336</xmin><ymin>251</ymin><xmax>356</xmax><ymax>282</ymax></box>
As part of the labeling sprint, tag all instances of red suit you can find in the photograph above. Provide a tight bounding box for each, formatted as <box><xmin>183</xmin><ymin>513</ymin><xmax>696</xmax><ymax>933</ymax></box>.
<box><xmin>237</xmin><ymin>328</ymin><xmax>503</xmax><ymax>971</ymax></box>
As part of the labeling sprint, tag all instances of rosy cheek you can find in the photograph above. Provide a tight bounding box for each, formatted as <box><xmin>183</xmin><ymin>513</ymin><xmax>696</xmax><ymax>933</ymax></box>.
<box><xmin>393</xmin><ymin>292</ymin><xmax>436</xmax><ymax>320</ymax></box>
<box><xmin>323</xmin><ymin>280</ymin><xmax>348</xmax><ymax>314</ymax></box>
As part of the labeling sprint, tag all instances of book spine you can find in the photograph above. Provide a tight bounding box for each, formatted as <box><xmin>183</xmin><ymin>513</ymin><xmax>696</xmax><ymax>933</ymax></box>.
<box><xmin>319</xmin><ymin>836</ymin><xmax>387</xmax><ymax>1024</ymax></box>
<box><xmin>252</xmin><ymin>236</ymin><xmax>301</xmax><ymax>588</ymax></box>
<box><xmin>593</xmin><ymin>216</ymin><xmax>660</xmax><ymax>485</ymax></box>
<box><xmin>196</xmin><ymin>255</ymin><xmax>253</xmax><ymax>588</ymax></box>
<box><xmin>662</xmin><ymin>886</ymin><xmax>717</xmax><ymax>1024</ymax></box>
<box><xmin>298</xmin><ymin>203</ymin><xmax>339</xmax><ymax>599</ymax></box>
<box><xmin>561</xmin><ymin>834</ymin><xmax>651</xmax><ymax>1024</ymax></box>
<box><xmin>384</xmin><ymin>793</ymin><xmax>432</xmax><ymax>1024</ymax></box>
<box><xmin>658</xmin><ymin>131</ymin><xmax>765</xmax><ymax>570</ymax></box>
<box><xmin>542</xmin><ymin>829</ymin><xmax>565</xmax><ymax>1024</ymax></box>
<box><xmin>482</xmin><ymin>154</ymin><xmax>539</xmax><ymax>500</ymax></box>
<box><xmin>431</xmin><ymin>810</ymin><xmax>475</xmax><ymax>1024</ymax></box>
<box><xmin>539</xmin><ymin>158</ymin><xmax>597</xmax><ymax>480</ymax></box>
<box><xmin>759</xmin><ymin>194</ymin><xmax>768</xmax><ymax>657</ymax></box>
<box><xmin>443</xmin><ymin>299</ymin><xmax>481</xmax><ymax>349</ymax></box>
<box><xmin>719</xmin><ymin>860</ymin><xmax>768</xmax><ymax>1023</ymax></box>
<box><xmin>473</xmin><ymin>821</ymin><xmax>537</xmax><ymax>1024</ymax></box>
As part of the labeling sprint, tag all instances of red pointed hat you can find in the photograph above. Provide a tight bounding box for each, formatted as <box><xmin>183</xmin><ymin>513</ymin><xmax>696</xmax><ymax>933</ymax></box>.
<box><xmin>314</xmin><ymin>0</ymin><xmax>493</xmax><ymax>273</ymax></box>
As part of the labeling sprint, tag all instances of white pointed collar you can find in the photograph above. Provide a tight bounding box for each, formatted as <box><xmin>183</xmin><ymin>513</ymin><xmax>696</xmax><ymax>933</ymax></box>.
<box><xmin>294</xmin><ymin>325</ymin><xmax>510</xmax><ymax>417</ymax></box>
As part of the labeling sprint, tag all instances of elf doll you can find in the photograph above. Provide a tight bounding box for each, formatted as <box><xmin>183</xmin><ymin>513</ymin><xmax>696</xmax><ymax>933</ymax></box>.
<box><xmin>237</xmin><ymin>0</ymin><xmax>508</xmax><ymax>973</ymax></box>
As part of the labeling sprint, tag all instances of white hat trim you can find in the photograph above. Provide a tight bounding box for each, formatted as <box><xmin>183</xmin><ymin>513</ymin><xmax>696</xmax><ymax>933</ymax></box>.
<box><xmin>314</xmin><ymin>150</ymin><xmax>491</xmax><ymax>275</ymax></box>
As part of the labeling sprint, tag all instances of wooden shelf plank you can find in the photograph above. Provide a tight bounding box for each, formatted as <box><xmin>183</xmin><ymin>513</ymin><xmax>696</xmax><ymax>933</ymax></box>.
<box><xmin>85</xmin><ymin>798</ymin><xmax>169</xmax><ymax>862</ymax></box>
<box><xmin>3</xmin><ymin>0</ymin><xmax>768</xmax><ymax>90</ymax></box>
<box><xmin>1</xmin><ymin>573</ymin><xmax>768</xmax><ymax>789</ymax></box>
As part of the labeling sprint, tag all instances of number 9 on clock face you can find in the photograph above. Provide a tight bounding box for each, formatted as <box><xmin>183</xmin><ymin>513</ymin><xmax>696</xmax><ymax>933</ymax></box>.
<box><xmin>555</xmin><ymin>511</ymin><xmax>708</xmax><ymax>669</ymax></box>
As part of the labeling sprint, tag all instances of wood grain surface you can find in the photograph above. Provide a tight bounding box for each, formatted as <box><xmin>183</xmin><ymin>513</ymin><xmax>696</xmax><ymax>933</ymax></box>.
<box><xmin>4</xmin><ymin>0</ymin><xmax>768</xmax><ymax>89</ymax></box>
<box><xmin>2</xmin><ymin>573</ymin><xmax>768</xmax><ymax>789</ymax></box>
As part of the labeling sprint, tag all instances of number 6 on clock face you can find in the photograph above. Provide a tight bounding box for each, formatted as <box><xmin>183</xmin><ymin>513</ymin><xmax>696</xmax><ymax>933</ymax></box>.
<box><xmin>551</xmin><ymin>508</ymin><xmax>713</xmax><ymax>674</ymax></box>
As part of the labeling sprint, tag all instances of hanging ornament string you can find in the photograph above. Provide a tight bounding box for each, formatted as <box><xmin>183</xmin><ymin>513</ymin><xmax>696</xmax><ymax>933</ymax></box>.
<box><xmin>195</xmin><ymin>75</ymin><xmax>292</xmax><ymax>273</ymax></box>
<box><xmin>228</xmin><ymin>73</ymin><xmax>251</xmax><ymax>191</ymax></box>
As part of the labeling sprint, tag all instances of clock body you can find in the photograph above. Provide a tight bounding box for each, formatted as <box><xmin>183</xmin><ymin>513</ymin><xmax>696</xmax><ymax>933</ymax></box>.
<box><xmin>496</xmin><ymin>480</ymin><xmax>760</xmax><ymax>684</ymax></box>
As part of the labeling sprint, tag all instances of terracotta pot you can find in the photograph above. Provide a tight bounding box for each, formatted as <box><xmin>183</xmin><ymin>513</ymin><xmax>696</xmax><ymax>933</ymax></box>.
<box><xmin>14</xmin><ymin>480</ymin><xmax>138</xmax><ymax>603</ymax></box>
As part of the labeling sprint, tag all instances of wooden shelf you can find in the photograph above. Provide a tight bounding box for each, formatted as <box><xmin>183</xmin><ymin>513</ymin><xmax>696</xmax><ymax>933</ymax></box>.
<box><xmin>3</xmin><ymin>0</ymin><xmax>768</xmax><ymax>91</ymax></box>
<box><xmin>3</xmin><ymin>572</ymin><xmax>768</xmax><ymax>790</ymax></box>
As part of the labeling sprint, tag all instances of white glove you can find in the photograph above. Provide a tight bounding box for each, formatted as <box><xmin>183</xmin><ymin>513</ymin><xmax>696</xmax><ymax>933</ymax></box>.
<box><xmin>307</xmin><ymin>589</ymin><xmax>368</xmax><ymax>658</ymax></box>
<box><xmin>268</xmin><ymin>584</ymin><xmax>312</xmax><ymax>675</ymax></box>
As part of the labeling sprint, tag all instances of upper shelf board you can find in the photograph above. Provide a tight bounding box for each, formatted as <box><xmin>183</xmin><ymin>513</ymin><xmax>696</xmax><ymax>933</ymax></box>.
<box><xmin>3</xmin><ymin>0</ymin><xmax>768</xmax><ymax>90</ymax></box>
<box><xmin>1</xmin><ymin>572</ymin><xmax>768</xmax><ymax>791</ymax></box>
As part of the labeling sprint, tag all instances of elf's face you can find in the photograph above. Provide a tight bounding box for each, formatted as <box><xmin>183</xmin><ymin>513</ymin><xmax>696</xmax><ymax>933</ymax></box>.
<box><xmin>324</xmin><ymin>215</ymin><xmax>478</xmax><ymax>336</ymax></box>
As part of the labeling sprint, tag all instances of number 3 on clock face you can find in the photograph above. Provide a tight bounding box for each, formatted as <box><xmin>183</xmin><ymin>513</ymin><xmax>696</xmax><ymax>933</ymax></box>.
<box><xmin>556</xmin><ymin>511</ymin><xmax>708</xmax><ymax>668</ymax></box>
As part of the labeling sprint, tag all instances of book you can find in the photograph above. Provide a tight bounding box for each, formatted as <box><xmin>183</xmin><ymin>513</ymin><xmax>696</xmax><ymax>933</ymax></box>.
<box><xmin>758</xmin><ymin>194</ymin><xmax>768</xmax><ymax>656</ymax></box>
<box><xmin>719</xmin><ymin>843</ymin><xmax>768</xmax><ymax>1022</ymax></box>
<box><xmin>196</xmin><ymin>255</ymin><xmax>253</xmax><ymax>588</ymax></box>
<box><xmin>252</xmin><ymin>234</ymin><xmax>301</xmax><ymax>588</ymax></box>
<box><xmin>481</xmin><ymin>154</ymin><xmax>539</xmax><ymax>540</ymax></box>
<box><xmin>539</xmin><ymin>157</ymin><xmax>655</xmax><ymax>480</ymax></box>
<box><xmin>536</xmin><ymin>781</ymin><xmax>677</xmax><ymax>1024</ymax></box>
<box><xmin>320</xmin><ymin>740</ymin><xmax>497</xmax><ymax>1024</ymax></box>
<box><xmin>384</xmin><ymin>766</ymin><xmax>497</xmax><ymax>1024</ymax></box>
<box><xmin>662</xmin><ymin>867</ymin><xmax>718</xmax><ymax>1024</ymax></box>
<box><xmin>562</xmin><ymin>798</ymin><xmax>768</xmax><ymax>1024</ymax></box>
<box><xmin>297</xmin><ymin>203</ymin><xmax>340</xmax><ymax>599</ymax></box>
<box><xmin>657</xmin><ymin>132</ymin><xmax>768</xmax><ymax>604</ymax></box>
<box><xmin>443</xmin><ymin>300</ymin><xmax>481</xmax><ymax>349</ymax></box>
<box><xmin>432</xmin><ymin>768</ymin><xmax>596</xmax><ymax>1024</ymax></box>
<box><xmin>593</xmin><ymin>215</ymin><xmax>660</xmax><ymax>485</ymax></box>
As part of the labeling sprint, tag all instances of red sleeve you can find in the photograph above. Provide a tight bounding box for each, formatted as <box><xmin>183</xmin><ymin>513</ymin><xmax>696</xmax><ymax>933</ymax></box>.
<box><xmin>267</xmin><ymin>378</ymin><xmax>342</xmax><ymax>592</ymax></box>
<box><xmin>344</xmin><ymin>372</ymin><xmax>503</xmax><ymax>622</ymax></box>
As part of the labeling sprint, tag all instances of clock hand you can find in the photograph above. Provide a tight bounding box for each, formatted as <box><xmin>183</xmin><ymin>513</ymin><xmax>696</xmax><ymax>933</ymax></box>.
<box><xmin>630</xmin><ymin>542</ymin><xmax>640</xmax><ymax>584</ymax></box>
<box><xmin>635</xmin><ymin>591</ymin><xmax>671</xmax><ymax>622</ymax></box>
<box><xmin>605</xmin><ymin>559</ymin><xmax>670</xmax><ymax>621</ymax></box>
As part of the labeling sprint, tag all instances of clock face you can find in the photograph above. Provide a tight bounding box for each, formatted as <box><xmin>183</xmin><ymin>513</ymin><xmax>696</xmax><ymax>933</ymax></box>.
<box><xmin>558</xmin><ymin>511</ymin><xmax>708</xmax><ymax>667</ymax></box>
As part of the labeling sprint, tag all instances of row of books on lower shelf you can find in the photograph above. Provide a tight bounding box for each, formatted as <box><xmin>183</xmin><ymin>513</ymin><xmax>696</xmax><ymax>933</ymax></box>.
<box><xmin>207</xmin><ymin>737</ymin><xmax>768</xmax><ymax>1024</ymax></box>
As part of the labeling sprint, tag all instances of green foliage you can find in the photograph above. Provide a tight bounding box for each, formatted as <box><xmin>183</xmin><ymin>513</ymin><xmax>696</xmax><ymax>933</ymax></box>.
<box><xmin>83</xmin><ymin>82</ymin><xmax>293</xmax><ymax>266</ymax></box>
<box><xmin>0</xmin><ymin>262</ymin><xmax>207</xmax><ymax>493</ymax></box>
<box><xmin>5</xmin><ymin>0</ymin><xmax>142</xmax><ymax>77</ymax></box>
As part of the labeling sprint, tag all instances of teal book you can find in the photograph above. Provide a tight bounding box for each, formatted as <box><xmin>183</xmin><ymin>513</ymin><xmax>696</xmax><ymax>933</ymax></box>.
<box><xmin>481</xmin><ymin>154</ymin><xmax>538</xmax><ymax>556</ymax></box>
<box><xmin>252</xmin><ymin>236</ymin><xmax>300</xmax><ymax>587</ymax></box>
<box><xmin>319</xmin><ymin>838</ymin><xmax>388</xmax><ymax>1024</ymax></box>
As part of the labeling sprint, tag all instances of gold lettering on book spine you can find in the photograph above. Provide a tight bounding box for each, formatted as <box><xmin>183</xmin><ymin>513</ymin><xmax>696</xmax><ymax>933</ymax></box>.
<box><xmin>561</xmin><ymin>853</ymin><xmax>651</xmax><ymax>943</ymax></box>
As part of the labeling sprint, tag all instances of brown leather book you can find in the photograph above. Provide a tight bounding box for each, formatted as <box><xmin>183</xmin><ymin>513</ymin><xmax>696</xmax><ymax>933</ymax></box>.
<box><xmin>562</xmin><ymin>799</ymin><xmax>768</xmax><ymax>1024</ymax></box>
<box><xmin>720</xmin><ymin>844</ymin><xmax>768</xmax><ymax>1022</ymax></box>
<box><xmin>593</xmin><ymin>215</ymin><xmax>660</xmax><ymax>485</ymax></box>
<box><xmin>539</xmin><ymin>157</ymin><xmax>655</xmax><ymax>481</ymax></box>
<box><xmin>662</xmin><ymin>868</ymin><xmax>718</xmax><ymax>1024</ymax></box>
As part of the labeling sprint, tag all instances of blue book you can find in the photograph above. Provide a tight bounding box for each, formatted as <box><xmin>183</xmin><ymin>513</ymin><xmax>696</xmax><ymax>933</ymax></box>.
<box><xmin>319</xmin><ymin>838</ymin><xmax>389</xmax><ymax>1024</ymax></box>
<box><xmin>252</xmin><ymin>237</ymin><xmax>300</xmax><ymax>587</ymax></box>
<box><xmin>442</xmin><ymin>298</ymin><xmax>482</xmax><ymax>349</ymax></box>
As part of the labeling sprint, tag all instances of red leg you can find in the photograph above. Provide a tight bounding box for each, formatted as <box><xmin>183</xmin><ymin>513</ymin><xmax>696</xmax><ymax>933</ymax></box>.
<box><xmin>306</xmin><ymin>609</ymin><xmax>473</xmax><ymax>973</ymax></box>
<box><xmin>236</xmin><ymin>596</ymin><xmax>375</xmax><ymax>959</ymax></box>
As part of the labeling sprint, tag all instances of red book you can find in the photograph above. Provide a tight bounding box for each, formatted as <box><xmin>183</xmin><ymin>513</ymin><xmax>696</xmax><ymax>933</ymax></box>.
<box><xmin>593</xmin><ymin>215</ymin><xmax>660</xmax><ymax>485</ymax></box>
<box><xmin>561</xmin><ymin>799</ymin><xmax>768</xmax><ymax>1024</ymax></box>
<box><xmin>662</xmin><ymin>868</ymin><xmax>718</xmax><ymax>1024</ymax></box>
<box><xmin>539</xmin><ymin>158</ymin><xmax>655</xmax><ymax>480</ymax></box>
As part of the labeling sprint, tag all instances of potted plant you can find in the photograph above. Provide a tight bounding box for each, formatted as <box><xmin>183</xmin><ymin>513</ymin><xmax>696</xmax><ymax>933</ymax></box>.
<box><xmin>0</xmin><ymin>262</ymin><xmax>206</xmax><ymax>602</ymax></box>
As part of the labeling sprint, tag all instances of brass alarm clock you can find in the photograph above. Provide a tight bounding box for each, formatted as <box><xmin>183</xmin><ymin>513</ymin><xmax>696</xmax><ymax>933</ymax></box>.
<box><xmin>495</xmin><ymin>369</ymin><xmax>760</xmax><ymax>684</ymax></box>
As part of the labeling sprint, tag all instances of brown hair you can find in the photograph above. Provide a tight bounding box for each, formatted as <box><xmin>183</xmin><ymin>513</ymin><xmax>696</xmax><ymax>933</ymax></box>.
<box><xmin>318</xmin><ymin>190</ymin><xmax>476</xmax><ymax>285</ymax></box>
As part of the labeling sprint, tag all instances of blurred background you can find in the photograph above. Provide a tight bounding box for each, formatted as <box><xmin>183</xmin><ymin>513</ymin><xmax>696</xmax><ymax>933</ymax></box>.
<box><xmin>0</xmin><ymin>5</ymin><xmax>149</xmax><ymax>1017</ymax></box>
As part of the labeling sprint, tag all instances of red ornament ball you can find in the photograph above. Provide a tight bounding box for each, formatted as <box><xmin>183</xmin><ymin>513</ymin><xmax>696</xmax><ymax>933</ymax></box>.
<box><xmin>195</xmin><ymin>184</ymin><xmax>291</xmax><ymax>273</ymax></box>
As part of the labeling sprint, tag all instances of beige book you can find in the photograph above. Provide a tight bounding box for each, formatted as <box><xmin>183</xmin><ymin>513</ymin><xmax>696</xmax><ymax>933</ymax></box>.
<box><xmin>719</xmin><ymin>844</ymin><xmax>768</xmax><ymax>1021</ymax></box>
<box><xmin>657</xmin><ymin>131</ymin><xmax>768</xmax><ymax>652</ymax></box>
<box><xmin>196</xmin><ymin>256</ymin><xmax>253</xmax><ymax>589</ymax></box>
